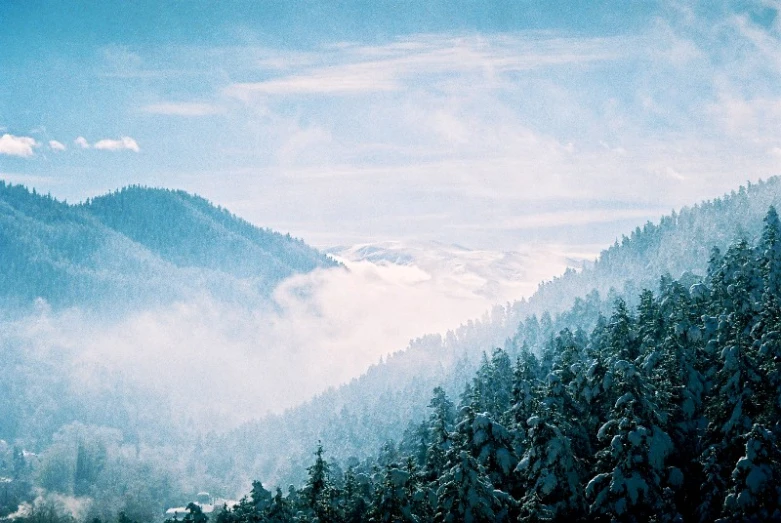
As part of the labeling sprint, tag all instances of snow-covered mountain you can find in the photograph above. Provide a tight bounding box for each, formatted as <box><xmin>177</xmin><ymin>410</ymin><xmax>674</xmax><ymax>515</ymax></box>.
<box><xmin>327</xmin><ymin>240</ymin><xmax>600</xmax><ymax>305</ymax></box>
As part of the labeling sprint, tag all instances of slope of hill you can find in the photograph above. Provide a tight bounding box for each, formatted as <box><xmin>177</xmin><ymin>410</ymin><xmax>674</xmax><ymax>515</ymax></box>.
<box><xmin>205</xmin><ymin>177</ymin><xmax>781</xmax><ymax>491</ymax></box>
<box><xmin>220</xmin><ymin>208</ymin><xmax>781</xmax><ymax>522</ymax></box>
<box><xmin>82</xmin><ymin>186</ymin><xmax>336</xmax><ymax>284</ymax></box>
<box><xmin>0</xmin><ymin>181</ymin><xmax>337</xmax><ymax>309</ymax></box>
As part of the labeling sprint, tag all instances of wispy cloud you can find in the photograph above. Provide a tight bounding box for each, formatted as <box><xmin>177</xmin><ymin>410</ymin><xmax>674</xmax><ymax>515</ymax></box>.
<box><xmin>456</xmin><ymin>208</ymin><xmax>669</xmax><ymax>231</ymax></box>
<box><xmin>226</xmin><ymin>73</ymin><xmax>398</xmax><ymax>97</ymax></box>
<box><xmin>74</xmin><ymin>136</ymin><xmax>90</xmax><ymax>149</ymax></box>
<box><xmin>224</xmin><ymin>33</ymin><xmax>628</xmax><ymax>98</ymax></box>
<box><xmin>49</xmin><ymin>140</ymin><xmax>66</xmax><ymax>151</ymax></box>
<box><xmin>141</xmin><ymin>102</ymin><xmax>223</xmax><ymax>116</ymax></box>
<box><xmin>93</xmin><ymin>136</ymin><xmax>140</xmax><ymax>152</ymax></box>
<box><xmin>0</xmin><ymin>134</ymin><xmax>38</xmax><ymax>157</ymax></box>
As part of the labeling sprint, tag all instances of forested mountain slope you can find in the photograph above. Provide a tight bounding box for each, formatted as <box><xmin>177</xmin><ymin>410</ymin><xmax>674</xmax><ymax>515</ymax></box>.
<box><xmin>219</xmin><ymin>207</ymin><xmax>781</xmax><ymax>522</ymax></box>
<box><xmin>0</xmin><ymin>181</ymin><xmax>339</xmax><ymax>520</ymax></box>
<box><xmin>82</xmin><ymin>186</ymin><xmax>334</xmax><ymax>284</ymax></box>
<box><xmin>0</xmin><ymin>182</ymin><xmax>336</xmax><ymax>308</ymax></box>
<box><xmin>206</xmin><ymin>178</ymin><xmax>781</xmax><ymax>492</ymax></box>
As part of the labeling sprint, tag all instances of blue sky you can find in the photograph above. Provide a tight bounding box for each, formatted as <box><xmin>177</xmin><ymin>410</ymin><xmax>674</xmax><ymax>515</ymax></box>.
<box><xmin>2</xmin><ymin>1</ymin><xmax>781</xmax><ymax>249</ymax></box>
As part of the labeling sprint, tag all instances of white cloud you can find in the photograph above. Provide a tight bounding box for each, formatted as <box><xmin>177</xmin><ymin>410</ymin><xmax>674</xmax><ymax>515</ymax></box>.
<box><xmin>0</xmin><ymin>134</ymin><xmax>38</xmax><ymax>157</ymax></box>
<box><xmin>49</xmin><ymin>140</ymin><xmax>66</xmax><ymax>151</ymax></box>
<box><xmin>226</xmin><ymin>71</ymin><xmax>398</xmax><ymax>97</ymax></box>
<box><xmin>224</xmin><ymin>33</ymin><xmax>626</xmax><ymax>98</ymax></box>
<box><xmin>74</xmin><ymin>136</ymin><xmax>90</xmax><ymax>149</ymax></box>
<box><xmin>141</xmin><ymin>102</ymin><xmax>223</xmax><ymax>116</ymax></box>
<box><xmin>8</xmin><ymin>241</ymin><xmax>593</xmax><ymax>424</ymax></box>
<box><xmin>456</xmin><ymin>208</ymin><xmax>668</xmax><ymax>231</ymax></box>
<box><xmin>93</xmin><ymin>136</ymin><xmax>140</xmax><ymax>152</ymax></box>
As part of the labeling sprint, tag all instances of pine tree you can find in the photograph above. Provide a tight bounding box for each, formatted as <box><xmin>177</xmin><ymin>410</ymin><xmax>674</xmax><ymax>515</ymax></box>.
<box><xmin>471</xmin><ymin>349</ymin><xmax>514</xmax><ymax>422</ymax></box>
<box><xmin>755</xmin><ymin>206</ymin><xmax>781</xmax><ymax>428</ymax></box>
<box><xmin>339</xmin><ymin>467</ymin><xmax>370</xmax><ymax>523</ymax></box>
<box><xmin>699</xmin><ymin>242</ymin><xmax>765</xmax><ymax>521</ymax></box>
<box><xmin>586</xmin><ymin>358</ymin><xmax>678</xmax><ymax>521</ymax></box>
<box><xmin>370</xmin><ymin>463</ymin><xmax>415</xmax><ymax>522</ymax></box>
<box><xmin>303</xmin><ymin>444</ymin><xmax>338</xmax><ymax>522</ymax></box>
<box><xmin>721</xmin><ymin>423</ymin><xmax>781</xmax><ymax>521</ymax></box>
<box><xmin>266</xmin><ymin>487</ymin><xmax>294</xmax><ymax>523</ymax></box>
<box><xmin>516</xmin><ymin>372</ymin><xmax>586</xmax><ymax>522</ymax></box>
<box><xmin>435</xmin><ymin>433</ymin><xmax>510</xmax><ymax>523</ymax></box>
<box><xmin>250</xmin><ymin>480</ymin><xmax>273</xmax><ymax>513</ymax></box>
<box><xmin>510</xmin><ymin>347</ymin><xmax>540</xmax><ymax>459</ymax></box>
<box><xmin>650</xmin><ymin>279</ymin><xmax>708</xmax><ymax>520</ymax></box>
<box><xmin>424</xmin><ymin>388</ymin><xmax>456</xmax><ymax>482</ymax></box>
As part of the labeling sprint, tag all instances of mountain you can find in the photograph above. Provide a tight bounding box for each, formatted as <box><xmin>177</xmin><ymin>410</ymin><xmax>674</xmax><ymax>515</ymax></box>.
<box><xmin>4</xmin><ymin>177</ymin><xmax>781</xmax><ymax>518</ymax></box>
<box><xmin>327</xmin><ymin>240</ymin><xmax>597</xmax><ymax>305</ymax></box>
<box><xmin>0</xmin><ymin>182</ymin><xmax>337</xmax><ymax>309</ymax></box>
<box><xmin>0</xmin><ymin>181</ymin><xmax>340</xmax><ymax>518</ymax></box>
<box><xmin>205</xmin><ymin>177</ymin><xmax>781</xmax><ymax>490</ymax></box>
<box><xmin>220</xmin><ymin>206</ymin><xmax>781</xmax><ymax>522</ymax></box>
<box><xmin>83</xmin><ymin>186</ymin><xmax>334</xmax><ymax>282</ymax></box>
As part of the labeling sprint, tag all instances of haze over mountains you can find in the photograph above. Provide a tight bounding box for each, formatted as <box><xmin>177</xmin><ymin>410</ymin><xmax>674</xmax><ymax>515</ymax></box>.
<box><xmin>0</xmin><ymin>182</ymin><xmax>337</xmax><ymax>309</ymax></box>
<box><xmin>328</xmin><ymin>240</ymin><xmax>599</xmax><ymax>307</ymax></box>
<box><xmin>205</xmin><ymin>177</ymin><xmax>781</xmax><ymax>491</ymax></box>
<box><xmin>3</xmin><ymin>176</ymin><xmax>781</xmax><ymax>519</ymax></box>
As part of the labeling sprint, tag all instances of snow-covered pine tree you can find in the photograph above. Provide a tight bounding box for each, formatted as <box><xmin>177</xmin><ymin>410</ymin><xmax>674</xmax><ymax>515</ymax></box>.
<box><xmin>586</xmin><ymin>301</ymin><xmax>678</xmax><ymax>521</ymax></box>
<box><xmin>471</xmin><ymin>349</ymin><xmax>514</xmax><ymax>423</ymax></box>
<box><xmin>516</xmin><ymin>371</ymin><xmax>586</xmax><ymax>522</ymax></box>
<box><xmin>755</xmin><ymin>206</ymin><xmax>781</xmax><ymax>429</ymax></box>
<box><xmin>466</xmin><ymin>409</ymin><xmax>517</xmax><ymax>494</ymax></box>
<box><xmin>510</xmin><ymin>347</ymin><xmax>540</xmax><ymax>458</ymax></box>
<box><xmin>721</xmin><ymin>423</ymin><xmax>781</xmax><ymax>521</ymax></box>
<box><xmin>370</xmin><ymin>463</ymin><xmax>416</xmax><ymax>522</ymax></box>
<box><xmin>303</xmin><ymin>443</ymin><xmax>339</xmax><ymax>522</ymax></box>
<box><xmin>699</xmin><ymin>239</ymin><xmax>765</xmax><ymax>521</ymax></box>
<box><xmin>424</xmin><ymin>387</ymin><xmax>456</xmax><ymax>482</ymax></box>
<box><xmin>435</xmin><ymin>431</ymin><xmax>510</xmax><ymax>523</ymax></box>
<box><xmin>648</xmin><ymin>279</ymin><xmax>709</xmax><ymax>520</ymax></box>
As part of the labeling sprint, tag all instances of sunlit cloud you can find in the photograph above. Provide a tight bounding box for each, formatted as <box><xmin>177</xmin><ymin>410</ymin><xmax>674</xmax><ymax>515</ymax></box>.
<box><xmin>93</xmin><ymin>136</ymin><xmax>140</xmax><ymax>152</ymax></box>
<box><xmin>49</xmin><ymin>140</ymin><xmax>66</xmax><ymax>151</ymax></box>
<box><xmin>0</xmin><ymin>134</ymin><xmax>38</xmax><ymax>157</ymax></box>
<box><xmin>74</xmin><ymin>136</ymin><xmax>90</xmax><ymax>149</ymax></box>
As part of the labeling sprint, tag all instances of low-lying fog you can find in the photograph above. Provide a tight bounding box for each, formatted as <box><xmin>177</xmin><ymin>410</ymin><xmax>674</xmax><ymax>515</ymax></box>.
<box><xmin>7</xmin><ymin>241</ymin><xmax>597</xmax><ymax>429</ymax></box>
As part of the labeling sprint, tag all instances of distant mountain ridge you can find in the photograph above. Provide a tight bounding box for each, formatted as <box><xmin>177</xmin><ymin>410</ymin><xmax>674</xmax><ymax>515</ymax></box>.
<box><xmin>328</xmin><ymin>240</ymin><xmax>597</xmax><ymax>304</ymax></box>
<box><xmin>0</xmin><ymin>181</ymin><xmax>337</xmax><ymax>308</ymax></box>
<box><xmin>82</xmin><ymin>186</ymin><xmax>334</xmax><ymax>280</ymax></box>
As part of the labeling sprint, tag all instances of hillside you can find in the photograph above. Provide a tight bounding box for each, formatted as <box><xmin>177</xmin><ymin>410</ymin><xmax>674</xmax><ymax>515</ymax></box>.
<box><xmin>3</xmin><ymin>177</ymin><xmax>781</xmax><ymax>518</ymax></box>
<box><xmin>82</xmin><ymin>186</ymin><xmax>335</xmax><ymax>283</ymax></box>
<box><xmin>0</xmin><ymin>182</ymin><xmax>337</xmax><ymax>309</ymax></box>
<box><xmin>220</xmin><ymin>207</ymin><xmax>781</xmax><ymax>522</ymax></box>
<box><xmin>205</xmin><ymin>177</ymin><xmax>781</xmax><ymax>491</ymax></box>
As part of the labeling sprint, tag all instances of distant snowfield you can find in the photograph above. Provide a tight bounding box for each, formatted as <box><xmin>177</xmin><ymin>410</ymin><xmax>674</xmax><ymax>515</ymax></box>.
<box><xmin>13</xmin><ymin>241</ymin><xmax>601</xmax><ymax>428</ymax></box>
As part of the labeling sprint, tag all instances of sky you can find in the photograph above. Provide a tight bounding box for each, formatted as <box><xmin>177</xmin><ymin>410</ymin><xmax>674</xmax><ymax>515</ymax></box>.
<box><xmin>2</xmin><ymin>0</ymin><xmax>781</xmax><ymax>251</ymax></box>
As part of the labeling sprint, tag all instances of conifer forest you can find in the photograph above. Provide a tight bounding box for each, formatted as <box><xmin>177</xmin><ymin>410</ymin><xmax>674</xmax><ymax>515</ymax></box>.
<box><xmin>4</xmin><ymin>2</ymin><xmax>781</xmax><ymax>522</ymax></box>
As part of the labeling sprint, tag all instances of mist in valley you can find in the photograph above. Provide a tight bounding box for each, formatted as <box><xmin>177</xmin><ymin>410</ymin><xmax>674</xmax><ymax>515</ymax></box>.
<box><xmin>3</xmin><ymin>1</ymin><xmax>781</xmax><ymax>522</ymax></box>
<box><xmin>3</xmin><ymin>239</ymin><xmax>596</xmax><ymax>429</ymax></box>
